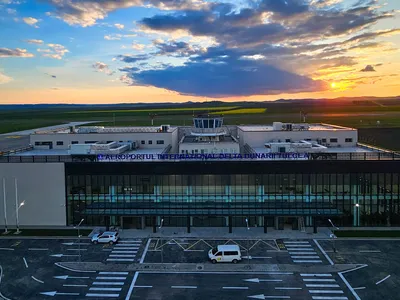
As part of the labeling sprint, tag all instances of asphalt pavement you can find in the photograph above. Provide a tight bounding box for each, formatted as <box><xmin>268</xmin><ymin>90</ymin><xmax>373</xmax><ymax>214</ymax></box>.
<box><xmin>1</xmin><ymin>237</ymin><xmax>398</xmax><ymax>300</ymax></box>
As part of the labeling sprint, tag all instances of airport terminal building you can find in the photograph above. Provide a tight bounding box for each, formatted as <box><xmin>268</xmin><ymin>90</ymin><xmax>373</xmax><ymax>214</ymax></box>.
<box><xmin>1</xmin><ymin>116</ymin><xmax>400</xmax><ymax>232</ymax></box>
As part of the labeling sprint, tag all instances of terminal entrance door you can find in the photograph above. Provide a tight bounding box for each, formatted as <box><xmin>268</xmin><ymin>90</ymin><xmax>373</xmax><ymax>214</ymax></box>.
<box><xmin>276</xmin><ymin>217</ymin><xmax>300</xmax><ymax>230</ymax></box>
<box><xmin>122</xmin><ymin>217</ymin><xmax>143</xmax><ymax>229</ymax></box>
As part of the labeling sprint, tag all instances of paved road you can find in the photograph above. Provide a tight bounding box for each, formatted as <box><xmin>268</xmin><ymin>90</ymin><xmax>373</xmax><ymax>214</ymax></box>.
<box><xmin>3</xmin><ymin>237</ymin><xmax>397</xmax><ymax>299</ymax></box>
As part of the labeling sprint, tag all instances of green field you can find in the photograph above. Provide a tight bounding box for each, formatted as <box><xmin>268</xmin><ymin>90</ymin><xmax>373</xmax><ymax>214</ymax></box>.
<box><xmin>1</xmin><ymin>100</ymin><xmax>400</xmax><ymax>150</ymax></box>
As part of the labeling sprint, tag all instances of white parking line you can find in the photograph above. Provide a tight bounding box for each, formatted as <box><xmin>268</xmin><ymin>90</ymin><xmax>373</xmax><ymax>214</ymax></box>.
<box><xmin>31</xmin><ymin>276</ymin><xmax>44</xmax><ymax>284</ymax></box>
<box><xmin>309</xmin><ymin>290</ymin><xmax>344</xmax><ymax>294</ymax></box>
<box><xmin>291</xmin><ymin>256</ymin><xmax>320</xmax><ymax>259</ymax></box>
<box><xmin>92</xmin><ymin>282</ymin><xmax>124</xmax><ymax>286</ymax></box>
<box><xmin>125</xmin><ymin>272</ymin><xmax>139</xmax><ymax>300</ymax></box>
<box><xmin>359</xmin><ymin>250</ymin><xmax>381</xmax><ymax>253</ymax></box>
<box><xmin>338</xmin><ymin>273</ymin><xmax>361</xmax><ymax>300</ymax></box>
<box><xmin>120</xmin><ymin>240</ymin><xmax>141</xmax><ymax>243</ymax></box>
<box><xmin>301</xmin><ymin>274</ymin><xmax>332</xmax><ymax>277</ymax></box>
<box><xmin>311</xmin><ymin>297</ymin><xmax>348</xmax><ymax>300</ymax></box>
<box><xmin>99</xmin><ymin>272</ymin><xmax>129</xmax><ymax>275</ymax></box>
<box><xmin>289</xmin><ymin>252</ymin><xmax>317</xmax><ymax>255</ymax></box>
<box><xmin>106</xmin><ymin>259</ymin><xmax>135</xmax><ymax>262</ymax></box>
<box><xmin>86</xmin><ymin>293</ymin><xmax>119</xmax><ymax>298</ymax></box>
<box><xmin>63</xmin><ymin>284</ymin><xmax>87</xmax><ymax>287</ymax></box>
<box><xmin>23</xmin><ymin>257</ymin><xmax>28</xmax><ymax>268</ymax></box>
<box><xmin>222</xmin><ymin>287</ymin><xmax>249</xmax><ymax>290</ymax></box>
<box><xmin>96</xmin><ymin>277</ymin><xmax>127</xmax><ymax>280</ymax></box>
<box><xmin>284</xmin><ymin>241</ymin><xmax>310</xmax><ymax>244</ymax></box>
<box><xmin>314</xmin><ymin>238</ymin><xmax>336</xmax><ymax>266</ymax></box>
<box><xmin>275</xmin><ymin>287</ymin><xmax>302</xmax><ymax>290</ymax></box>
<box><xmin>0</xmin><ymin>248</ymin><xmax>14</xmax><ymax>251</ymax></box>
<box><xmin>353</xmin><ymin>287</ymin><xmax>366</xmax><ymax>290</ymax></box>
<box><xmin>109</xmin><ymin>254</ymin><xmax>136</xmax><ymax>257</ymax></box>
<box><xmin>306</xmin><ymin>284</ymin><xmax>340</xmax><ymax>288</ymax></box>
<box><xmin>263</xmin><ymin>297</ymin><xmax>290</xmax><ymax>299</ymax></box>
<box><xmin>28</xmin><ymin>248</ymin><xmax>49</xmax><ymax>251</ymax></box>
<box><xmin>67</xmin><ymin>249</ymin><xmax>87</xmax><ymax>251</ymax></box>
<box><xmin>140</xmin><ymin>239</ymin><xmax>151</xmax><ymax>264</ymax></box>
<box><xmin>171</xmin><ymin>286</ymin><xmax>197</xmax><ymax>289</ymax></box>
<box><xmin>134</xmin><ymin>286</ymin><xmax>153</xmax><ymax>288</ymax></box>
<box><xmin>303</xmin><ymin>279</ymin><xmax>336</xmax><ymax>282</ymax></box>
<box><xmin>112</xmin><ymin>247</ymin><xmax>139</xmax><ymax>250</ymax></box>
<box><xmin>115</xmin><ymin>244</ymin><xmax>141</xmax><ymax>246</ymax></box>
<box><xmin>293</xmin><ymin>260</ymin><xmax>322</xmax><ymax>263</ymax></box>
<box><xmin>286</xmin><ymin>248</ymin><xmax>314</xmax><ymax>251</ymax></box>
<box><xmin>376</xmin><ymin>275</ymin><xmax>391</xmax><ymax>285</ymax></box>
<box><xmin>285</xmin><ymin>245</ymin><xmax>312</xmax><ymax>247</ymax></box>
<box><xmin>89</xmin><ymin>288</ymin><xmax>122</xmax><ymax>292</ymax></box>
<box><xmin>112</xmin><ymin>251</ymin><xmax>137</xmax><ymax>254</ymax></box>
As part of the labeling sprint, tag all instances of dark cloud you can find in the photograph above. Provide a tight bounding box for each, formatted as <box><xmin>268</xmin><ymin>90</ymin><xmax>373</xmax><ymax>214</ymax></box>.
<box><xmin>117</xmin><ymin>0</ymin><xmax>399</xmax><ymax>96</ymax></box>
<box><xmin>116</xmin><ymin>54</ymin><xmax>150</xmax><ymax>63</ymax></box>
<box><xmin>121</xmin><ymin>58</ymin><xmax>329</xmax><ymax>97</ymax></box>
<box><xmin>259</xmin><ymin>0</ymin><xmax>309</xmax><ymax>16</ymax></box>
<box><xmin>360</xmin><ymin>65</ymin><xmax>376</xmax><ymax>72</ymax></box>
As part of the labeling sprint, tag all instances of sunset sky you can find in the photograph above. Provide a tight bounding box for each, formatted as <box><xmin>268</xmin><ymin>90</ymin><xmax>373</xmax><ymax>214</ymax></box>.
<box><xmin>0</xmin><ymin>0</ymin><xmax>399</xmax><ymax>104</ymax></box>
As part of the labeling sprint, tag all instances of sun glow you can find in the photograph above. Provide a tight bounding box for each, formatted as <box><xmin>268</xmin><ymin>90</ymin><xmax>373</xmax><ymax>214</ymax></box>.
<box><xmin>331</xmin><ymin>82</ymin><xmax>337</xmax><ymax>88</ymax></box>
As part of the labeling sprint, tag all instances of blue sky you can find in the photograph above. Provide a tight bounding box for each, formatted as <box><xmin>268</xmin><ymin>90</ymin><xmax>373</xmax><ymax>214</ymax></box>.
<box><xmin>0</xmin><ymin>0</ymin><xmax>399</xmax><ymax>103</ymax></box>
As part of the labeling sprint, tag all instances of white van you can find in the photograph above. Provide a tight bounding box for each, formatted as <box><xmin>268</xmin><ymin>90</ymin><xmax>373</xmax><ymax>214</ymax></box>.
<box><xmin>208</xmin><ymin>245</ymin><xmax>242</xmax><ymax>264</ymax></box>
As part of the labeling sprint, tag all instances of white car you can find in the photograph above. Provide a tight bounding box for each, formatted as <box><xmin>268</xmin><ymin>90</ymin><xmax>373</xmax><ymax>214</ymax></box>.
<box><xmin>208</xmin><ymin>244</ymin><xmax>242</xmax><ymax>264</ymax></box>
<box><xmin>91</xmin><ymin>231</ymin><xmax>119</xmax><ymax>244</ymax></box>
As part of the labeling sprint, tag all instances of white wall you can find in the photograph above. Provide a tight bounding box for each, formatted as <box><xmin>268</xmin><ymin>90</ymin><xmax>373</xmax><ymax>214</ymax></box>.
<box><xmin>179</xmin><ymin>142</ymin><xmax>240</xmax><ymax>154</ymax></box>
<box><xmin>30</xmin><ymin>130</ymin><xmax>177</xmax><ymax>151</ymax></box>
<box><xmin>239</xmin><ymin>129</ymin><xmax>358</xmax><ymax>148</ymax></box>
<box><xmin>0</xmin><ymin>163</ymin><xmax>66</xmax><ymax>227</ymax></box>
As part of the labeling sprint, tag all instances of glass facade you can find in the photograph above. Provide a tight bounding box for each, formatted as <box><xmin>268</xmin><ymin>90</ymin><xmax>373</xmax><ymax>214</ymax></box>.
<box><xmin>65</xmin><ymin>161</ymin><xmax>400</xmax><ymax>228</ymax></box>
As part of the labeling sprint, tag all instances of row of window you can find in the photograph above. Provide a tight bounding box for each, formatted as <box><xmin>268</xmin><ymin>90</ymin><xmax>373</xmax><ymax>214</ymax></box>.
<box><xmin>282</xmin><ymin>138</ymin><xmax>353</xmax><ymax>143</ymax></box>
<box><xmin>35</xmin><ymin>140</ymin><xmax>166</xmax><ymax>146</ymax></box>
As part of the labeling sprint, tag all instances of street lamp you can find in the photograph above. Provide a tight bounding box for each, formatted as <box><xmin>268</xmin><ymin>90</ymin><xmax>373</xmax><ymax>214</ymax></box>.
<box><xmin>328</xmin><ymin>219</ymin><xmax>339</xmax><ymax>253</ymax></box>
<box><xmin>75</xmin><ymin>218</ymin><xmax>84</xmax><ymax>262</ymax></box>
<box><xmin>355</xmin><ymin>203</ymin><xmax>360</xmax><ymax>227</ymax></box>
<box><xmin>2</xmin><ymin>178</ymin><xmax>8</xmax><ymax>234</ymax></box>
<box><xmin>14</xmin><ymin>178</ymin><xmax>26</xmax><ymax>234</ymax></box>
<box><xmin>245</xmin><ymin>218</ymin><xmax>250</xmax><ymax>265</ymax></box>
<box><xmin>159</xmin><ymin>218</ymin><xmax>164</xmax><ymax>264</ymax></box>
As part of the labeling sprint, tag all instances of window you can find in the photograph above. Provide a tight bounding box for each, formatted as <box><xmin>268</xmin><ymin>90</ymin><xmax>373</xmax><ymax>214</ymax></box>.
<box><xmin>345</xmin><ymin>138</ymin><xmax>353</xmax><ymax>143</ymax></box>
<box><xmin>148</xmin><ymin>140</ymin><xmax>153</xmax><ymax>145</ymax></box>
<box><xmin>35</xmin><ymin>142</ymin><xmax>40</xmax><ymax>146</ymax></box>
<box><xmin>56</xmin><ymin>141</ymin><xmax>63</xmax><ymax>146</ymax></box>
<box><xmin>72</xmin><ymin>141</ymin><xmax>79</xmax><ymax>144</ymax></box>
<box><xmin>215</xmin><ymin>252</ymin><xmax>222</xmax><ymax>256</ymax></box>
<box><xmin>141</xmin><ymin>140</ymin><xmax>145</xmax><ymax>145</ymax></box>
<box><xmin>156</xmin><ymin>140</ymin><xmax>164</xmax><ymax>145</ymax></box>
<box><xmin>224</xmin><ymin>251</ymin><xmax>238</xmax><ymax>256</ymax></box>
<box><xmin>278</xmin><ymin>147</ymin><xmax>286</xmax><ymax>153</ymax></box>
<box><xmin>322</xmin><ymin>138</ymin><xmax>327</xmax><ymax>143</ymax></box>
<box><xmin>285</xmin><ymin>139</ymin><xmax>291</xmax><ymax>142</ymax></box>
<box><xmin>305</xmin><ymin>138</ymin><xmax>311</xmax><ymax>141</ymax></box>
<box><xmin>85</xmin><ymin>141</ymin><xmax>97</xmax><ymax>144</ymax></box>
<box><xmin>181</xmin><ymin>150</ymin><xmax>185</xmax><ymax>154</ymax></box>
<box><xmin>330</xmin><ymin>138</ymin><xmax>338</xmax><ymax>143</ymax></box>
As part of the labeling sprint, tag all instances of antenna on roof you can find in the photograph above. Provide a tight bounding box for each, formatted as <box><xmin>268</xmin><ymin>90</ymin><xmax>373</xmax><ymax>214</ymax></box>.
<box><xmin>149</xmin><ymin>113</ymin><xmax>157</xmax><ymax>126</ymax></box>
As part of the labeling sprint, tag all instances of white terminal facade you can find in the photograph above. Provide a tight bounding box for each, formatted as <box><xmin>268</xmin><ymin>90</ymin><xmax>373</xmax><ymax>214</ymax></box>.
<box><xmin>1</xmin><ymin>115</ymin><xmax>399</xmax><ymax>231</ymax></box>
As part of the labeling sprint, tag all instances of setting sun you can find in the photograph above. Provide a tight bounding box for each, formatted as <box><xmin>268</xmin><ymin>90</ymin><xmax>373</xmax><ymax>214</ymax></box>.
<box><xmin>331</xmin><ymin>82</ymin><xmax>337</xmax><ymax>88</ymax></box>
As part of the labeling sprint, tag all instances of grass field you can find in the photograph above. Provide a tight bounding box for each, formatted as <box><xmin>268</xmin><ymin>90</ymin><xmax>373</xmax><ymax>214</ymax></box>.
<box><xmin>1</xmin><ymin>101</ymin><xmax>400</xmax><ymax>150</ymax></box>
<box><xmin>211</xmin><ymin>108</ymin><xmax>267</xmax><ymax>114</ymax></box>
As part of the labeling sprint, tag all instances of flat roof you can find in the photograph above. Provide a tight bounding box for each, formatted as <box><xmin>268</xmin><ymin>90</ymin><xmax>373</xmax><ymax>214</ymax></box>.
<box><xmin>252</xmin><ymin>146</ymin><xmax>374</xmax><ymax>154</ymax></box>
<box><xmin>182</xmin><ymin>135</ymin><xmax>237</xmax><ymax>143</ymax></box>
<box><xmin>238</xmin><ymin>123</ymin><xmax>354</xmax><ymax>132</ymax></box>
<box><xmin>33</xmin><ymin>126</ymin><xmax>177</xmax><ymax>134</ymax></box>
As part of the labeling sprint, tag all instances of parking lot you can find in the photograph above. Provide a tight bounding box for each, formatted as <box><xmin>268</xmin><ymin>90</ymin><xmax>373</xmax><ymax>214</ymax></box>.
<box><xmin>1</xmin><ymin>236</ymin><xmax>398</xmax><ymax>299</ymax></box>
<box><xmin>144</xmin><ymin>238</ymin><xmax>330</xmax><ymax>265</ymax></box>
<box><xmin>318</xmin><ymin>239</ymin><xmax>400</xmax><ymax>300</ymax></box>
<box><xmin>0</xmin><ymin>237</ymin><xmax>147</xmax><ymax>299</ymax></box>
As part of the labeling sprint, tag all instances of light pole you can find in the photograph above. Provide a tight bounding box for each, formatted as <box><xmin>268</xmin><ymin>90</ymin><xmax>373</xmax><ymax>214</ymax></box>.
<box><xmin>355</xmin><ymin>203</ymin><xmax>360</xmax><ymax>226</ymax></box>
<box><xmin>75</xmin><ymin>218</ymin><xmax>84</xmax><ymax>262</ymax></box>
<box><xmin>159</xmin><ymin>218</ymin><xmax>164</xmax><ymax>264</ymax></box>
<box><xmin>2</xmin><ymin>178</ymin><xmax>7</xmax><ymax>234</ymax></box>
<box><xmin>328</xmin><ymin>219</ymin><xmax>339</xmax><ymax>253</ymax></box>
<box><xmin>245</xmin><ymin>218</ymin><xmax>250</xmax><ymax>265</ymax></box>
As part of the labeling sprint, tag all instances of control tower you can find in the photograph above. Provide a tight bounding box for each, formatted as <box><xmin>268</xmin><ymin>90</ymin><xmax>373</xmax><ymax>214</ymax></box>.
<box><xmin>191</xmin><ymin>115</ymin><xmax>226</xmax><ymax>141</ymax></box>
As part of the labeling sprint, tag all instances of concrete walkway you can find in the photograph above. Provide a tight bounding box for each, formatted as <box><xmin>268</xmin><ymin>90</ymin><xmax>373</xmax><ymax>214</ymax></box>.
<box><xmin>60</xmin><ymin>261</ymin><xmax>360</xmax><ymax>274</ymax></box>
<box><xmin>118</xmin><ymin>227</ymin><xmax>333</xmax><ymax>239</ymax></box>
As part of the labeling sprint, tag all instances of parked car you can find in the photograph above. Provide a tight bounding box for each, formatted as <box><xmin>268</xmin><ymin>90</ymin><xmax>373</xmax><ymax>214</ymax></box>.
<box><xmin>91</xmin><ymin>231</ymin><xmax>119</xmax><ymax>244</ymax></box>
<box><xmin>208</xmin><ymin>244</ymin><xmax>242</xmax><ymax>264</ymax></box>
